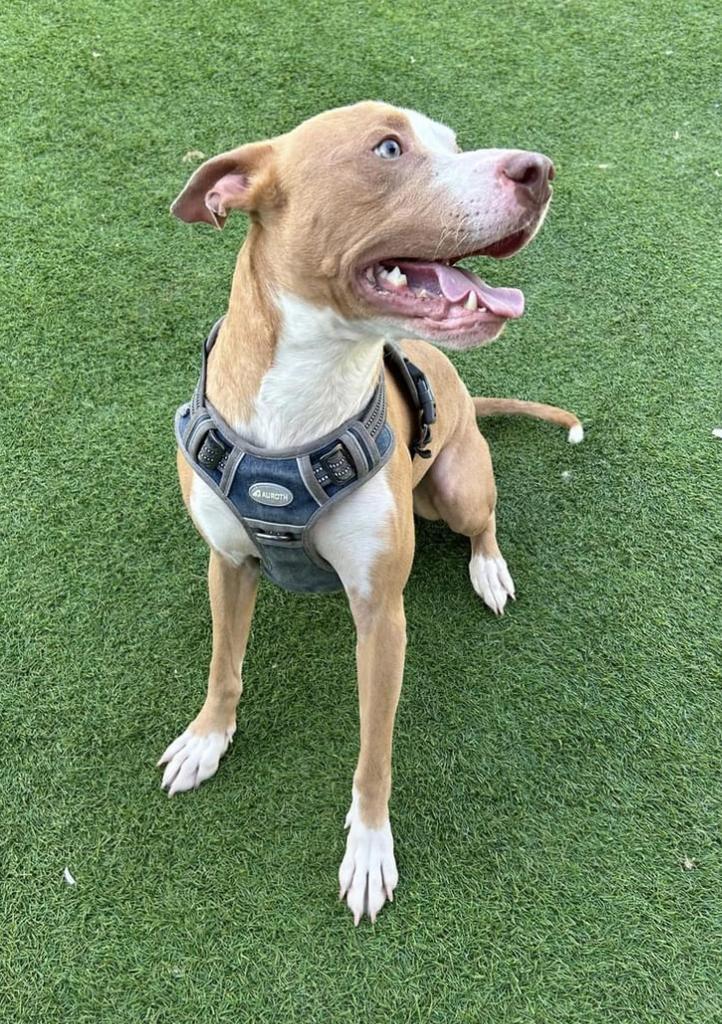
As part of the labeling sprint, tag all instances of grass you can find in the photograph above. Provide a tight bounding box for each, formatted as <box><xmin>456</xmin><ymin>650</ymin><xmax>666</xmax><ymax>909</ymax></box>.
<box><xmin>2</xmin><ymin>0</ymin><xmax>721</xmax><ymax>1020</ymax></box>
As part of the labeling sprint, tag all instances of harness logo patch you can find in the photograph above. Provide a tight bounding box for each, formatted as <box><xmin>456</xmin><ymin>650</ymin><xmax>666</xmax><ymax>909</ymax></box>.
<box><xmin>249</xmin><ymin>483</ymin><xmax>293</xmax><ymax>507</ymax></box>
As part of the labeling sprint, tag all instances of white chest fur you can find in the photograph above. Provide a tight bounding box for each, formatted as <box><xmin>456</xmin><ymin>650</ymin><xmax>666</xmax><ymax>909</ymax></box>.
<box><xmin>235</xmin><ymin>292</ymin><xmax>388</xmax><ymax>450</ymax></box>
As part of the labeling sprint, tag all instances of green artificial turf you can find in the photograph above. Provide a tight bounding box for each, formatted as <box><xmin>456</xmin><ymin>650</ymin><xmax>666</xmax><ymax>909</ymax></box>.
<box><xmin>3</xmin><ymin>1</ymin><xmax>721</xmax><ymax>1020</ymax></box>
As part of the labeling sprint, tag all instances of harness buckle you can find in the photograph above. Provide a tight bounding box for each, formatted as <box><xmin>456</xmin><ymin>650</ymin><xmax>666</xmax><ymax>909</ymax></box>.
<box><xmin>412</xmin><ymin>427</ymin><xmax>433</xmax><ymax>459</ymax></box>
<box><xmin>253</xmin><ymin>529</ymin><xmax>297</xmax><ymax>543</ymax></box>
<box><xmin>416</xmin><ymin>376</ymin><xmax>437</xmax><ymax>427</ymax></box>
<box><xmin>409</xmin><ymin>369</ymin><xmax>436</xmax><ymax>458</ymax></box>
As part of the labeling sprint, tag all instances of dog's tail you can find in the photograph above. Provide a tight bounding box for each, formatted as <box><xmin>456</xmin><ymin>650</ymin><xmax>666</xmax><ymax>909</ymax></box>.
<box><xmin>473</xmin><ymin>397</ymin><xmax>584</xmax><ymax>444</ymax></box>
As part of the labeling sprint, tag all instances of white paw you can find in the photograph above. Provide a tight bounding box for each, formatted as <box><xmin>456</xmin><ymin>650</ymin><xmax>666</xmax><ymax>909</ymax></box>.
<box><xmin>157</xmin><ymin>726</ymin><xmax>234</xmax><ymax>796</ymax></box>
<box><xmin>339</xmin><ymin>792</ymin><xmax>398</xmax><ymax>925</ymax></box>
<box><xmin>470</xmin><ymin>554</ymin><xmax>515</xmax><ymax>615</ymax></box>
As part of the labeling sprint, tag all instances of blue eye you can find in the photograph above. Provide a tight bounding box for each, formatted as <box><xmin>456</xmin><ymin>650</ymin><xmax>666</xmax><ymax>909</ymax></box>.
<box><xmin>374</xmin><ymin>138</ymin><xmax>403</xmax><ymax>159</ymax></box>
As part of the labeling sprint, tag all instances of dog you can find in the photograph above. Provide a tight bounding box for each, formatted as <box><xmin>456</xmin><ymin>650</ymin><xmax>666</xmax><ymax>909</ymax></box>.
<box><xmin>159</xmin><ymin>102</ymin><xmax>582</xmax><ymax>924</ymax></box>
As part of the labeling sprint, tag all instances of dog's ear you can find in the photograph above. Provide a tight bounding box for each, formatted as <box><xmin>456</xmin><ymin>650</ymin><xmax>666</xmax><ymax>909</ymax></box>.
<box><xmin>170</xmin><ymin>141</ymin><xmax>275</xmax><ymax>229</ymax></box>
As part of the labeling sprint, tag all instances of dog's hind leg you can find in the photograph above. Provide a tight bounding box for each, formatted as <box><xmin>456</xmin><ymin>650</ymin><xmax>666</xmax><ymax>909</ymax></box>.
<box><xmin>415</xmin><ymin>406</ymin><xmax>515</xmax><ymax>615</ymax></box>
<box><xmin>158</xmin><ymin>551</ymin><xmax>259</xmax><ymax>795</ymax></box>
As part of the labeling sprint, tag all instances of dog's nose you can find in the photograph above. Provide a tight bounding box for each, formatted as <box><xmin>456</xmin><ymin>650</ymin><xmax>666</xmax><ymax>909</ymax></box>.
<box><xmin>502</xmin><ymin>153</ymin><xmax>555</xmax><ymax>205</ymax></box>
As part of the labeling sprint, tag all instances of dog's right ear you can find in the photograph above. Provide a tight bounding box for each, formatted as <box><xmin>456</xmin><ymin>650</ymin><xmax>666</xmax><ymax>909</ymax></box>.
<box><xmin>170</xmin><ymin>141</ymin><xmax>275</xmax><ymax>229</ymax></box>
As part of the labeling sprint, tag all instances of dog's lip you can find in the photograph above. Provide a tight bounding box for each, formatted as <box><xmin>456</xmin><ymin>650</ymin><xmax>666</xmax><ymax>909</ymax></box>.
<box><xmin>385</xmin><ymin>308</ymin><xmax>510</xmax><ymax>350</ymax></box>
<box><xmin>363</xmin><ymin>225</ymin><xmax>533</xmax><ymax>271</ymax></box>
<box><xmin>453</xmin><ymin>227</ymin><xmax>530</xmax><ymax>261</ymax></box>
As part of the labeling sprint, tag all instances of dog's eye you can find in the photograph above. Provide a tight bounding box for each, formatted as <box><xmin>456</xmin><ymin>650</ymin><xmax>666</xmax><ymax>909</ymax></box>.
<box><xmin>374</xmin><ymin>138</ymin><xmax>403</xmax><ymax>159</ymax></box>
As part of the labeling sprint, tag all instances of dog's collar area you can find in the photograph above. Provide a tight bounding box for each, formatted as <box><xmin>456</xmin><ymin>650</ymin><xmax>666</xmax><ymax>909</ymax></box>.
<box><xmin>175</xmin><ymin>317</ymin><xmax>436</xmax><ymax>594</ymax></box>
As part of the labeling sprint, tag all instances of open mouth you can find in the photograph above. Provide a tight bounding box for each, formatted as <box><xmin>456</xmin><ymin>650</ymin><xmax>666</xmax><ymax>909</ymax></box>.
<box><xmin>356</xmin><ymin>228</ymin><xmax>533</xmax><ymax>343</ymax></box>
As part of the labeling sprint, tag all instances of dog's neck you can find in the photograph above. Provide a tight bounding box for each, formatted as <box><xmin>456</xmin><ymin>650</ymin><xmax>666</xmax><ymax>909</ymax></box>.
<box><xmin>207</xmin><ymin>235</ymin><xmax>385</xmax><ymax>451</ymax></box>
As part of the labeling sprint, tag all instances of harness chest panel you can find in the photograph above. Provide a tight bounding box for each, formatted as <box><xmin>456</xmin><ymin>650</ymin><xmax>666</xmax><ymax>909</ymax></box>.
<box><xmin>176</xmin><ymin>319</ymin><xmax>435</xmax><ymax>595</ymax></box>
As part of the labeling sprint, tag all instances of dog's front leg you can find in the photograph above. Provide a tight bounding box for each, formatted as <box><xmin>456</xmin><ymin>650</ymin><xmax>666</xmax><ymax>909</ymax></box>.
<box><xmin>339</xmin><ymin>588</ymin><xmax>406</xmax><ymax>923</ymax></box>
<box><xmin>158</xmin><ymin>551</ymin><xmax>259</xmax><ymax>795</ymax></box>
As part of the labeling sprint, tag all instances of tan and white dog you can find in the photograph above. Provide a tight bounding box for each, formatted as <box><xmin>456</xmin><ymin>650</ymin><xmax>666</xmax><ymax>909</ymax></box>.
<box><xmin>159</xmin><ymin>102</ymin><xmax>582</xmax><ymax>923</ymax></box>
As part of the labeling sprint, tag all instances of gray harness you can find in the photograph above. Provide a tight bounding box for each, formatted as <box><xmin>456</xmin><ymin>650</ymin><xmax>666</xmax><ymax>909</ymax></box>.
<box><xmin>176</xmin><ymin>318</ymin><xmax>435</xmax><ymax>594</ymax></box>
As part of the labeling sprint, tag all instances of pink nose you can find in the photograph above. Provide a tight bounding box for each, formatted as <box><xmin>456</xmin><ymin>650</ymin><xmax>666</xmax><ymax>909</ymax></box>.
<box><xmin>502</xmin><ymin>152</ymin><xmax>555</xmax><ymax>205</ymax></box>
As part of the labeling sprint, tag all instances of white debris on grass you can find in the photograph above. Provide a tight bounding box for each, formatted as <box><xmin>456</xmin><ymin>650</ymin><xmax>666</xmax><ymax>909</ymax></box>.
<box><xmin>712</xmin><ymin>428</ymin><xmax>722</xmax><ymax>439</ymax></box>
<box><xmin>561</xmin><ymin>470</ymin><xmax>572</xmax><ymax>483</ymax></box>
<box><xmin>182</xmin><ymin>149</ymin><xmax>206</xmax><ymax>163</ymax></box>
<box><xmin>63</xmin><ymin>867</ymin><xmax>76</xmax><ymax>886</ymax></box>
<box><xmin>680</xmin><ymin>856</ymin><xmax>697</xmax><ymax>871</ymax></box>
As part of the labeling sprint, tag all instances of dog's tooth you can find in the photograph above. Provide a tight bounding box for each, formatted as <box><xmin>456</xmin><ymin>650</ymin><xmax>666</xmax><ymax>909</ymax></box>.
<box><xmin>386</xmin><ymin>266</ymin><xmax>407</xmax><ymax>288</ymax></box>
<box><xmin>465</xmin><ymin>291</ymin><xmax>479</xmax><ymax>311</ymax></box>
<box><xmin>418</xmin><ymin>288</ymin><xmax>431</xmax><ymax>299</ymax></box>
<box><xmin>365</xmin><ymin>267</ymin><xmax>375</xmax><ymax>283</ymax></box>
<box><xmin>378</xmin><ymin>267</ymin><xmax>389</xmax><ymax>279</ymax></box>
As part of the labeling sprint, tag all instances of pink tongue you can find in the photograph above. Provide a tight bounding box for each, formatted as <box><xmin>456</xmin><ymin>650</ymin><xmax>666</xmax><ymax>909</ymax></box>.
<box><xmin>436</xmin><ymin>264</ymin><xmax>524</xmax><ymax>318</ymax></box>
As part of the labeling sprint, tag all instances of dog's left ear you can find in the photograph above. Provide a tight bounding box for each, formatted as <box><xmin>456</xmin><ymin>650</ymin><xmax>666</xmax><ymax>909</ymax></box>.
<box><xmin>170</xmin><ymin>141</ymin><xmax>275</xmax><ymax>229</ymax></box>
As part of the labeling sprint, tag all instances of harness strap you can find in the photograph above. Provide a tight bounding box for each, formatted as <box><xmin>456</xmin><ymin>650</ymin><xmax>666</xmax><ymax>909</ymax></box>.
<box><xmin>383</xmin><ymin>343</ymin><xmax>437</xmax><ymax>458</ymax></box>
<box><xmin>189</xmin><ymin>316</ymin><xmax>225</xmax><ymax>416</ymax></box>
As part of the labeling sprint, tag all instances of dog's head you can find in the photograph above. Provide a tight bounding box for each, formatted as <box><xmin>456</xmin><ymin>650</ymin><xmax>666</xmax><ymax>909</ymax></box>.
<box><xmin>172</xmin><ymin>101</ymin><xmax>554</xmax><ymax>350</ymax></box>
